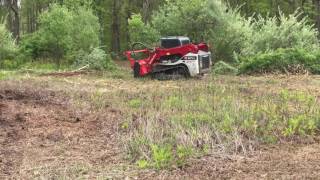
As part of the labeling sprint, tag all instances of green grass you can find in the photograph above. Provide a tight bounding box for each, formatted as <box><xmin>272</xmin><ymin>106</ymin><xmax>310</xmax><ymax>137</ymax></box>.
<box><xmin>117</xmin><ymin>77</ymin><xmax>320</xmax><ymax>169</ymax></box>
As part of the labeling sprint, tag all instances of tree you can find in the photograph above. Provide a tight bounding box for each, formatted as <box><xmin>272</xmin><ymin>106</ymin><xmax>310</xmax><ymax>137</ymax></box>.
<box><xmin>0</xmin><ymin>20</ymin><xmax>16</xmax><ymax>60</ymax></box>
<box><xmin>0</xmin><ymin>0</ymin><xmax>20</xmax><ymax>41</ymax></box>
<box><xmin>111</xmin><ymin>0</ymin><xmax>121</xmax><ymax>53</ymax></box>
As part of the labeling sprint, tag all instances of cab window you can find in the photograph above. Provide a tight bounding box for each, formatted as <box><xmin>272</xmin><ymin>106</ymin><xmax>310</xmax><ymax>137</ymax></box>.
<box><xmin>181</xmin><ymin>39</ymin><xmax>190</xmax><ymax>45</ymax></box>
<box><xmin>161</xmin><ymin>39</ymin><xmax>181</xmax><ymax>49</ymax></box>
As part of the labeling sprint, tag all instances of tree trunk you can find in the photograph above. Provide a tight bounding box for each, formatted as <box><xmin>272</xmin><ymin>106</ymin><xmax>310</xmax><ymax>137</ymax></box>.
<box><xmin>111</xmin><ymin>0</ymin><xmax>121</xmax><ymax>53</ymax></box>
<box><xmin>142</xmin><ymin>0</ymin><xmax>152</xmax><ymax>23</ymax></box>
<box><xmin>10</xmin><ymin>0</ymin><xmax>19</xmax><ymax>41</ymax></box>
<box><xmin>313</xmin><ymin>0</ymin><xmax>320</xmax><ymax>35</ymax></box>
<box><xmin>2</xmin><ymin>0</ymin><xmax>20</xmax><ymax>42</ymax></box>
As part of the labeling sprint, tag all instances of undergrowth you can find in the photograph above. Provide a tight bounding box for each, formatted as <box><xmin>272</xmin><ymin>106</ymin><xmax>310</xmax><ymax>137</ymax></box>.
<box><xmin>118</xmin><ymin>79</ymin><xmax>320</xmax><ymax>169</ymax></box>
<box><xmin>239</xmin><ymin>48</ymin><xmax>320</xmax><ymax>75</ymax></box>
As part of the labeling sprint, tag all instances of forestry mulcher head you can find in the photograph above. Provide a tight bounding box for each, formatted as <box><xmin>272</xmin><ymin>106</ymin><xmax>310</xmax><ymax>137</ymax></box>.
<box><xmin>124</xmin><ymin>36</ymin><xmax>212</xmax><ymax>79</ymax></box>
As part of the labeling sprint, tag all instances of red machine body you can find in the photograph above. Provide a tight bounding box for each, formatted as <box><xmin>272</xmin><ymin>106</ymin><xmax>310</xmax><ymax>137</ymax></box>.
<box><xmin>124</xmin><ymin>37</ymin><xmax>211</xmax><ymax>77</ymax></box>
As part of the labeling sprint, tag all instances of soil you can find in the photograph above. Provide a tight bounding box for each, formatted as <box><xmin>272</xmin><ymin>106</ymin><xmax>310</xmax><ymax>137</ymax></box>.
<box><xmin>0</xmin><ymin>78</ymin><xmax>320</xmax><ymax>179</ymax></box>
<box><xmin>0</xmin><ymin>86</ymin><xmax>122</xmax><ymax>179</ymax></box>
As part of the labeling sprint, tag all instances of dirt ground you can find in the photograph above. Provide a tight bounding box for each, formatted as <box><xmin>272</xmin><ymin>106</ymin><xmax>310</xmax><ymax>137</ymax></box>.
<box><xmin>1</xmin><ymin>75</ymin><xmax>320</xmax><ymax>179</ymax></box>
<box><xmin>0</xmin><ymin>84</ymin><xmax>123</xmax><ymax>179</ymax></box>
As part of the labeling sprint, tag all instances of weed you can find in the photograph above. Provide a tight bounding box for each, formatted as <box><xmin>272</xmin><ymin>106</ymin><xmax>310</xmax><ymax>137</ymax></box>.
<box><xmin>90</xmin><ymin>89</ymin><xmax>106</xmax><ymax>109</ymax></box>
<box><xmin>283</xmin><ymin>115</ymin><xmax>317</xmax><ymax>136</ymax></box>
<box><xmin>151</xmin><ymin>144</ymin><xmax>173</xmax><ymax>169</ymax></box>
<box><xmin>164</xmin><ymin>95</ymin><xmax>185</xmax><ymax>109</ymax></box>
<box><xmin>137</xmin><ymin>159</ymin><xmax>149</xmax><ymax>169</ymax></box>
<box><xmin>128</xmin><ymin>98</ymin><xmax>142</xmax><ymax>108</ymax></box>
<box><xmin>176</xmin><ymin>145</ymin><xmax>193</xmax><ymax>168</ymax></box>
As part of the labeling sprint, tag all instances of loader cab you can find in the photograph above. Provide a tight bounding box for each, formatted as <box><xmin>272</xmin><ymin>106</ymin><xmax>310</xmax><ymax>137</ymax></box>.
<box><xmin>161</xmin><ymin>37</ymin><xmax>190</xmax><ymax>49</ymax></box>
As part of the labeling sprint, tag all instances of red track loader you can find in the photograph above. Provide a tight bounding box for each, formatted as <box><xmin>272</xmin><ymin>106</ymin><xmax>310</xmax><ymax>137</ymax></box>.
<box><xmin>124</xmin><ymin>36</ymin><xmax>212</xmax><ymax>79</ymax></box>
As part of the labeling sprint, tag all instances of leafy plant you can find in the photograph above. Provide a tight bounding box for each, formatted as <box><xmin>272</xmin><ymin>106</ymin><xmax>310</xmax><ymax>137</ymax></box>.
<box><xmin>136</xmin><ymin>159</ymin><xmax>149</xmax><ymax>169</ymax></box>
<box><xmin>239</xmin><ymin>48</ymin><xmax>320</xmax><ymax>74</ymax></box>
<box><xmin>20</xmin><ymin>4</ymin><xmax>100</xmax><ymax>65</ymax></box>
<box><xmin>73</xmin><ymin>48</ymin><xmax>114</xmax><ymax>71</ymax></box>
<box><xmin>242</xmin><ymin>10</ymin><xmax>319</xmax><ymax>57</ymax></box>
<box><xmin>151</xmin><ymin>144</ymin><xmax>173</xmax><ymax>169</ymax></box>
<box><xmin>0</xmin><ymin>21</ymin><xmax>17</xmax><ymax>60</ymax></box>
<box><xmin>128</xmin><ymin>14</ymin><xmax>160</xmax><ymax>46</ymax></box>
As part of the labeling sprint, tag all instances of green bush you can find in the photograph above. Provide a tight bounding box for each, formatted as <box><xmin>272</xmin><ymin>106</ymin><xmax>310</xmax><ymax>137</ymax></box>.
<box><xmin>128</xmin><ymin>14</ymin><xmax>160</xmax><ymax>46</ymax></box>
<box><xmin>20</xmin><ymin>4</ymin><xmax>100</xmax><ymax>65</ymax></box>
<box><xmin>19</xmin><ymin>33</ymin><xmax>43</xmax><ymax>60</ymax></box>
<box><xmin>68</xmin><ymin>7</ymin><xmax>100</xmax><ymax>56</ymax></box>
<box><xmin>242</xmin><ymin>11</ymin><xmax>319</xmax><ymax>57</ymax></box>
<box><xmin>37</xmin><ymin>4</ymin><xmax>74</xmax><ymax>61</ymax></box>
<box><xmin>73</xmin><ymin>48</ymin><xmax>115</xmax><ymax>71</ymax></box>
<box><xmin>151</xmin><ymin>0</ymin><xmax>252</xmax><ymax>62</ymax></box>
<box><xmin>0</xmin><ymin>22</ymin><xmax>17</xmax><ymax>60</ymax></box>
<box><xmin>239</xmin><ymin>48</ymin><xmax>320</xmax><ymax>74</ymax></box>
<box><xmin>149</xmin><ymin>0</ymin><xmax>319</xmax><ymax>64</ymax></box>
<box><xmin>213</xmin><ymin>61</ymin><xmax>239</xmax><ymax>75</ymax></box>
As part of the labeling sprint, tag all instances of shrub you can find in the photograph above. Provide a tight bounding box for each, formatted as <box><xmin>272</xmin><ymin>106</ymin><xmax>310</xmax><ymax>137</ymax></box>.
<box><xmin>151</xmin><ymin>0</ymin><xmax>253</xmax><ymax>62</ymax></box>
<box><xmin>37</xmin><ymin>4</ymin><xmax>73</xmax><ymax>61</ymax></box>
<box><xmin>242</xmin><ymin>11</ymin><xmax>319</xmax><ymax>57</ymax></box>
<box><xmin>0</xmin><ymin>59</ymin><xmax>23</xmax><ymax>69</ymax></box>
<box><xmin>69</xmin><ymin>7</ymin><xmax>100</xmax><ymax>55</ymax></box>
<box><xmin>20</xmin><ymin>4</ymin><xmax>100</xmax><ymax>65</ymax></box>
<box><xmin>206</xmin><ymin>1</ymin><xmax>254</xmax><ymax>62</ymax></box>
<box><xmin>150</xmin><ymin>0</ymin><xmax>319</xmax><ymax>64</ymax></box>
<box><xmin>0</xmin><ymin>22</ymin><xmax>16</xmax><ymax>60</ymax></box>
<box><xmin>128</xmin><ymin>14</ymin><xmax>160</xmax><ymax>46</ymax></box>
<box><xmin>19</xmin><ymin>33</ymin><xmax>43</xmax><ymax>60</ymax></box>
<box><xmin>213</xmin><ymin>61</ymin><xmax>239</xmax><ymax>75</ymax></box>
<box><xmin>152</xmin><ymin>0</ymin><xmax>210</xmax><ymax>42</ymax></box>
<box><xmin>239</xmin><ymin>48</ymin><xmax>320</xmax><ymax>74</ymax></box>
<box><xmin>73</xmin><ymin>48</ymin><xmax>115</xmax><ymax>71</ymax></box>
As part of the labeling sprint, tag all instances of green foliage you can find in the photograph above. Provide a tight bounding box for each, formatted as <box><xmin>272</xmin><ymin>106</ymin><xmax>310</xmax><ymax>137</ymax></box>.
<box><xmin>19</xmin><ymin>33</ymin><xmax>43</xmax><ymax>60</ymax></box>
<box><xmin>37</xmin><ymin>4</ymin><xmax>74</xmax><ymax>60</ymax></box>
<box><xmin>283</xmin><ymin>115</ymin><xmax>318</xmax><ymax>136</ymax></box>
<box><xmin>20</xmin><ymin>4</ymin><xmax>100</xmax><ymax>65</ymax></box>
<box><xmin>128</xmin><ymin>14</ymin><xmax>160</xmax><ymax>45</ymax></box>
<box><xmin>73</xmin><ymin>48</ymin><xmax>114</xmax><ymax>71</ymax></box>
<box><xmin>176</xmin><ymin>146</ymin><xmax>193</xmax><ymax>167</ymax></box>
<box><xmin>239</xmin><ymin>48</ymin><xmax>320</xmax><ymax>74</ymax></box>
<box><xmin>0</xmin><ymin>22</ymin><xmax>16</xmax><ymax>60</ymax></box>
<box><xmin>136</xmin><ymin>159</ymin><xmax>149</xmax><ymax>169</ymax></box>
<box><xmin>128</xmin><ymin>98</ymin><xmax>142</xmax><ymax>108</ymax></box>
<box><xmin>151</xmin><ymin>144</ymin><xmax>173</xmax><ymax>169</ymax></box>
<box><xmin>213</xmin><ymin>61</ymin><xmax>239</xmax><ymax>75</ymax></box>
<box><xmin>207</xmin><ymin>1</ymin><xmax>254</xmax><ymax>62</ymax></box>
<box><xmin>151</xmin><ymin>0</ymin><xmax>253</xmax><ymax>61</ymax></box>
<box><xmin>0</xmin><ymin>59</ymin><xmax>23</xmax><ymax>69</ymax></box>
<box><xmin>69</xmin><ymin>7</ymin><xmax>100</xmax><ymax>54</ymax></box>
<box><xmin>152</xmin><ymin>0</ymin><xmax>210</xmax><ymax>42</ymax></box>
<box><xmin>242</xmin><ymin>11</ymin><xmax>319</xmax><ymax>57</ymax></box>
<box><xmin>150</xmin><ymin>0</ymin><xmax>319</xmax><ymax>64</ymax></box>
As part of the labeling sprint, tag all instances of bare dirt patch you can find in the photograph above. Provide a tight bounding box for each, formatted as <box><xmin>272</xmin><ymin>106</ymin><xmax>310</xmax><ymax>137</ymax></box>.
<box><xmin>0</xmin><ymin>85</ymin><xmax>123</xmax><ymax>178</ymax></box>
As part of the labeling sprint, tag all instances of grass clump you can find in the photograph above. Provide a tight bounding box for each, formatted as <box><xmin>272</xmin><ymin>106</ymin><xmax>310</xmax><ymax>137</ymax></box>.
<box><xmin>239</xmin><ymin>48</ymin><xmax>320</xmax><ymax>75</ymax></box>
<box><xmin>213</xmin><ymin>61</ymin><xmax>239</xmax><ymax>75</ymax></box>
<box><xmin>128</xmin><ymin>99</ymin><xmax>142</xmax><ymax>108</ymax></box>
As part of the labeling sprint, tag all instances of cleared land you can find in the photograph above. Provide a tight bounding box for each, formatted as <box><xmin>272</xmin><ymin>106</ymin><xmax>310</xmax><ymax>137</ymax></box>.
<box><xmin>0</xmin><ymin>70</ymin><xmax>320</xmax><ymax>179</ymax></box>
